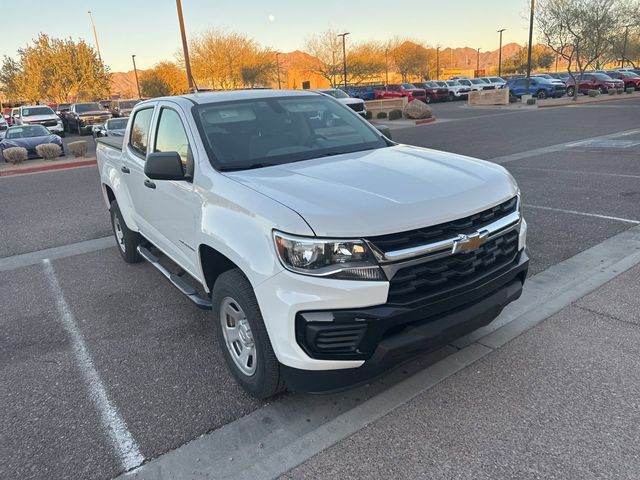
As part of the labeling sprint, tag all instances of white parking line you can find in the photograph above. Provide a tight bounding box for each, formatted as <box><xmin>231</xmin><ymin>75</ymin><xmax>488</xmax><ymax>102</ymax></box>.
<box><xmin>509</xmin><ymin>165</ymin><xmax>640</xmax><ymax>180</ymax></box>
<box><xmin>523</xmin><ymin>204</ymin><xmax>640</xmax><ymax>224</ymax></box>
<box><xmin>42</xmin><ymin>259</ymin><xmax>144</xmax><ymax>471</ymax></box>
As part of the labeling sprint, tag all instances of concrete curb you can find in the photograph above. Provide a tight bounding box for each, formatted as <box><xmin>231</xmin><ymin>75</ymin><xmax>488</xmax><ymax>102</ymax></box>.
<box><xmin>0</xmin><ymin>158</ymin><xmax>97</xmax><ymax>177</ymax></box>
<box><xmin>538</xmin><ymin>92</ymin><xmax>640</xmax><ymax>108</ymax></box>
<box><xmin>414</xmin><ymin>117</ymin><xmax>437</xmax><ymax>125</ymax></box>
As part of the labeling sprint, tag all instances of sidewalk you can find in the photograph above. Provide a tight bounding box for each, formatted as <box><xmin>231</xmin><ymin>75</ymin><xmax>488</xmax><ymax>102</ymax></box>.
<box><xmin>0</xmin><ymin>156</ymin><xmax>97</xmax><ymax>177</ymax></box>
<box><xmin>284</xmin><ymin>264</ymin><xmax>640</xmax><ymax>479</ymax></box>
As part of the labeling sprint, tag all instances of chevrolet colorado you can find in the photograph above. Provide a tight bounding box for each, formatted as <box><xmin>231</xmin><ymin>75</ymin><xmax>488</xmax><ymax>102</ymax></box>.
<box><xmin>96</xmin><ymin>90</ymin><xmax>528</xmax><ymax>399</ymax></box>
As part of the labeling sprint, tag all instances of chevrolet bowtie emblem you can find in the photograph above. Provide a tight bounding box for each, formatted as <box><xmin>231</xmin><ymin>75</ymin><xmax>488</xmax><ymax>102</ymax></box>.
<box><xmin>452</xmin><ymin>230</ymin><xmax>490</xmax><ymax>254</ymax></box>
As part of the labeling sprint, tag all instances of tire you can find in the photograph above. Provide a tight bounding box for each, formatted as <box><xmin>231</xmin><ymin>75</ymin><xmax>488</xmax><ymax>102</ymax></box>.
<box><xmin>212</xmin><ymin>269</ymin><xmax>284</xmax><ymax>399</ymax></box>
<box><xmin>109</xmin><ymin>200</ymin><xmax>143</xmax><ymax>263</ymax></box>
<box><xmin>536</xmin><ymin>89</ymin><xmax>548</xmax><ymax>99</ymax></box>
<box><xmin>567</xmin><ymin>86</ymin><xmax>575</xmax><ymax>97</ymax></box>
<box><xmin>425</xmin><ymin>95</ymin><xmax>432</xmax><ymax>104</ymax></box>
<box><xmin>77</xmin><ymin>123</ymin><xmax>82</xmax><ymax>136</ymax></box>
<box><xmin>448</xmin><ymin>92</ymin><xmax>455</xmax><ymax>102</ymax></box>
<box><xmin>598</xmin><ymin>86</ymin><xmax>605</xmax><ymax>94</ymax></box>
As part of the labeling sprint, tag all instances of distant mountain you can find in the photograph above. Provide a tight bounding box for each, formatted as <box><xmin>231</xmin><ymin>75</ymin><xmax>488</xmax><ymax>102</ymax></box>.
<box><xmin>109</xmin><ymin>70</ymin><xmax>144</xmax><ymax>99</ymax></box>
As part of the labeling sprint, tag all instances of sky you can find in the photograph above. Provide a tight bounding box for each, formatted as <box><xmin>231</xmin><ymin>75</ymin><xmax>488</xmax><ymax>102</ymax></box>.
<box><xmin>0</xmin><ymin>0</ymin><xmax>532</xmax><ymax>72</ymax></box>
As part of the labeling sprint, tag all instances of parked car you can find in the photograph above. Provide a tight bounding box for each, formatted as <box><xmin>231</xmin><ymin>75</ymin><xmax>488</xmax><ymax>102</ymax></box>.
<box><xmin>565</xmin><ymin>73</ymin><xmax>623</xmax><ymax>96</ymax></box>
<box><xmin>12</xmin><ymin>105</ymin><xmax>65</xmax><ymax>136</ymax></box>
<box><xmin>445</xmin><ymin>80</ymin><xmax>472</xmax><ymax>100</ymax></box>
<box><xmin>110</xmin><ymin>99</ymin><xmax>141</xmax><ymax>117</ymax></box>
<box><xmin>0</xmin><ymin>125</ymin><xmax>64</xmax><ymax>159</ymax></box>
<box><xmin>377</xmin><ymin>83</ymin><xmax>427</xmax><ymax>102</ymax></box>
<box><xmin>457</xmin><ymin>78</ymin><xmax>493</xmax><ymax>92</ymax></box>
<box><xmin>545</xmin><ymin>72</ymin><xmax>570</xmax><ymax>84</ymax></box>
<box><xmin>95</xmin><ymin>90</ymin><xmax>528</xmax><ymax>398</ymax></box>
<box><xmin>342</xmin><ymin>85</ymin><xmax>379</xmax><ymax>101</ymax></box>
<box><xmin>484</xmin><ymin>77</ymin><xmax>507</xmax><ymax>88</ymax></box>
<box><xmin>0</xmin><ymin>114</ymin><xmax>7</xmax><ymax>132</ymax></box>
<box><xmin>476</xmin><ymin>78</ymin><xmax>497</xmax><ymax>89</ymax></box>
<box><xmin>507</xmin><ymin>77</ymin><xmax>566</xmax><ymax>99</ymax></box>
<box><xmin>413</xmin><ymin>81</ymin><xmax>449</xmax><ymax>103</ymax></box>
<box><xmin>315</xmin><ymin>89</ymin><xmax>366</xmax><ymax>117</ymax></box>
<box><xmin>92</xmin><ymin>117</ymin><xmax>129</xmax><ymax>139</ymax></box>
<box><xmin>66</xmin><ymin>102</ymin><xmax>112</xmax><ymax>135</ymax></box>
<box><xmin>531</xmin><ymin>73</ymin><xmax>567</xmax><ymax>89</ymax></box>
<box><xmin>3</xmin><ymin>107</ymin><xmax>13</xmax><ymax>125</ymax></box>
<box><xmin>598</xmin><ymin>70</ymin><xmax>640</xmax><ymax>90</ymax></box>
<box><xmin>616</xmin><ymin>68</ymin><xmax>640</xmax><ymax>76</ymax></box>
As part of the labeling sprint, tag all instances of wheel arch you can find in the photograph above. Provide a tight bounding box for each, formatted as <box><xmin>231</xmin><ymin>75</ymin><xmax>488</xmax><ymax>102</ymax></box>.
<box><xmin>199</xmin><ymin>244</ymin><xmax>243</xmax><ymax>293</ymax></box>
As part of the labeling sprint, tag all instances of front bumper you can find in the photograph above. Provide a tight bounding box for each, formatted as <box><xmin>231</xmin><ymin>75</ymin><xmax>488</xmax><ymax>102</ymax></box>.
<box><xmin>46</xmin><ymin>124</ymin><xmax>64</xmax><ymax>134</ymax></box>
<box><xmin>281</xmin><ymin>250</ymin><xmax>528</xmax><ymax>392</ymax></box>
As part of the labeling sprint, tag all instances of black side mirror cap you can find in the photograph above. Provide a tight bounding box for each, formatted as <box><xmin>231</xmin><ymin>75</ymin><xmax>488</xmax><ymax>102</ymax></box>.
<box><xmin>375</xmin><ymin>125</ymin><xmax>392</xmax><ymax>140</ymax></box>
<box><xmin>144</xmin><ymin>152</ymin><xmax>185</xmax><ymax>181</ymax></box>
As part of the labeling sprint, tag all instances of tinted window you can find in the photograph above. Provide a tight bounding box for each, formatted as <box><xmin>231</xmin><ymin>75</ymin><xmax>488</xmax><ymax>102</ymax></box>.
<box><xmin>22</xmin><ymin>107</ymin><xmax>54</xmax><ymax>116</ymax></box>
<box><xmin>154</xmin><ymin>108</ymin><xmax>190</xmax><ymax>170</ymax></box>
<box><xmin>129</xmin><ymin>108</ymin><xmax>154</xmax><ymax>157</ymax></box>
<box><xmin>194</xmin><ymin>96</ymin><xmax>386</xmax><ymax>171</ymax></box>
<box><xmin>6</xmin><ymin>125</ymin><xmax>49</xmax><ymax>138</ymax></box>
<box><xmin>106</xmin><ymin>118</ymin><xmax>128</xmax><ymax>130</ymax></box>
<box><xmin>75</xmin><ymin>103</ymin><xmax>103</xmax><ymax>113</ymax></box>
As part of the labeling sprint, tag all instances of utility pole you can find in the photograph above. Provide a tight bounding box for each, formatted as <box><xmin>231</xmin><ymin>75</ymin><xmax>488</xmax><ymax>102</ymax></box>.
<box><xmin>275</xmin><ymin>52</ymin><xmax>282</xmax><ymax>89</ymax></box>
<box><xmin>131</xmin><ymin>55</ymin><xmax>141</xmax><ymax>99</ymax></box>
<box><xmin>497</xmin><ymin>29</ymin><xmax>506</xmax><ymax>77</ymax></box>
<box><xmin>175</xmin><ymin>0</ymin><xmax>195</xmax><ymax>92</ymax></box>
<box><xmin>384</xmin><ymin>47</ymin><xmax>389</xmax><ymax>86</ymax></box>
<box><xmin>332</xmin><ymin>50</ymin><xmax>337</xmax><ymax>87</ymax></box>
<box><xmin>525</xmin><ymin>0</ymin><xmax>535</xmax><ymax>93</ymax></box>
<box><xmin>87</xmin><ymin>10</ymin><xmax>102</xmax><ymax>63</ymax></box>
<box><xmin>337</xmin><ymin>32</ymin><xmax>350</xmax><ymax>89</ymax></box>
<box><xmin>476</xmin><ymin>48</ymin><xmax>481</xmax><ymax>77</ymax></box>
<box><xmin>436</xmin><ymin>46</ymin><xmax>440</xmax><ymax>80</ymax></box>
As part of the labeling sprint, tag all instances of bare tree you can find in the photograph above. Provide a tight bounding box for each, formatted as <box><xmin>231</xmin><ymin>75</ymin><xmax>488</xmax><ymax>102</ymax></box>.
<box><xmin>387</xmin><ymin>38</ymin><xmax>431</xmax><ymax>82</ymax></box>
<box><xmin>303</xmin><ymin>30</ymin><xmax>343</xmax><ymax>87</ymax></box>
<box><xmin>536</xmin><ymin>0</ymin><xmax>635</xmax><ymax>100</ymax></box>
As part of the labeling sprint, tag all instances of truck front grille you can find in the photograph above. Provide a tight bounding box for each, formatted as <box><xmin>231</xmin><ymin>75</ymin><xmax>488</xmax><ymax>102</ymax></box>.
<box><xmin>299</xmin><ymin>323</ymin><xmax>368</xmax><ymax>355</ymax></box>
<box><xmin>367</xmin><ymin>197</ymin><xmax>517</xmax><ymax>253</ymax></box>
<box><xmin>348</xmin><ymin>103</ymin><xmax>364</xmax><ymax>112</ymax></box>
<box><xmin>387</xmin><ymin>230</ymin><xmax>519</xmax><ymax>306</ymax></box>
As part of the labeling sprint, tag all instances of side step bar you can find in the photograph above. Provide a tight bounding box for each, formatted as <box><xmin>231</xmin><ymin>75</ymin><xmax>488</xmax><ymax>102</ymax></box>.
<box><xmin>137</xmin><ymin>244</ymin><xmax>212</xmax><ymax>310</ymax></box>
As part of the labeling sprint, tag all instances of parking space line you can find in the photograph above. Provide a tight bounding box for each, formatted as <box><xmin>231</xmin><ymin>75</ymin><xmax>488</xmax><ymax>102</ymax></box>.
<box><xmin>489</xmin><ymin>128</ymin><xmax>640</xmax><ymax>164</ymax></box>
<box><xmin>523</xmin><ymin>204</ymin><xmax>640</xmax><ymax>224</ymax></box>
<box><xmin>42</xmin><ymin>259</ymin><xmax>144</xmax><ymax>471</ymax></box>
<box><xmin>0</xmin><ymin>236</ymin><xmax>114</xmax><ymax>272</ymax></box>
<box><xmin>509</xmin><ymin>165</ymin><xmax>640</xmax><ymax>180</ymax></box>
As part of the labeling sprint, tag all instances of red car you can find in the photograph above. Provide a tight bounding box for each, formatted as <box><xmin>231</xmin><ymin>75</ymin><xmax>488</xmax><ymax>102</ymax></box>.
<box><xmin>376</xmin><ymin>83</ymin><xmax>426</xmax><ymax>102</ymax></box>
<box><xmin>565</xmin><ymin>73</ymin><xmax>623</xmax><ymax>95</ymax></box>
<box><xmin>414</xmin><ymin>81</ymin><xmax>449</xmax><ymax>103</ymax></box>
<box><xmin>601</xmin><ymin>70</ymin><xmax>640</xmax><ymax>90</ymax></box>
<box><xmin>3</xmin><ymin>107</ymin><xmax>13</xmax><ymax>125</ymax></box>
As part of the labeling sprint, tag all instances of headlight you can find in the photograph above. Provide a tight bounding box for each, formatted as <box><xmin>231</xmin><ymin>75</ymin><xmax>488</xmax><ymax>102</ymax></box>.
<box><xmin>273</xmin><ymin>231</ymin><xmax>385</xmax><ymax>281</ymax></box>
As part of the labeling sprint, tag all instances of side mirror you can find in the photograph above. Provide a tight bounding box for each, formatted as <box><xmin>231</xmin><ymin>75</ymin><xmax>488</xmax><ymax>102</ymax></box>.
<box><xmin>375</xmin><ymin>125</ymin><xmax>392</xmax><ymax>140</ymax></box>
<box><xmin>144</xmin><ymin>152</ymin><xmax>185</xmax><ymax>181</ymax></box>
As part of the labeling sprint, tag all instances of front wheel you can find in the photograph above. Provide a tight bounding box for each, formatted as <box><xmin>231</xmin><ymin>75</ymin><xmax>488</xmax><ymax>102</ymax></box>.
<box><xmin>567</xmin><ymin>86</ymin><xmax>575</xmax><ymax>97</ymax></box>
<box><xmin>536</xmin><ymin>89</ymin><xmax>548</xmax><ymax>99</ymax></box>
<box><xmin>424</xmin><ymin>95</ymin><xmax>432</xmax><ymax>104</ymax></box>
<box><xmin>448</xmin><ymin>92</ymin><xmax>455</xmax><ymax>102</ymax></box>
<box><xmin>598</xmin><ymin>86</ymin><xmax>606</xmax><ymax>94</ymax></box>
<box><xmin>212</xmin><ymin>269</ymin><xmax>284</xmax><ymax>399</ymax></box>
<box><xmin>109</xmin><ymin>200</ymin><xmax>143</xmax><ymax>263</ymax></box>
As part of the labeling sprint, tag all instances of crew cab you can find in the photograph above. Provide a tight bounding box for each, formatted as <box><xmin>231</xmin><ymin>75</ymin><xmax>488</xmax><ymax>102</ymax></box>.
<box><xmin>598</xmin><ymin>70</ymin><xmax>640</xmax><ymax>90</ymax></box>
<box><xmin>96</xmin><ymin>90</ymin><xmax>528</xmax><ymax>399</ymax></box>
<box><xmin>507</xmin><ymin>77</ymin><xmax>566</xmax><ymax>99</ymax></box>
<box><xmin>445</xmin><ymin>80</ymin><xmax>472</xmax><ymax>99</ymax></box>
<box><xmin>12</xmin><ymin>105</ymin><xmax>65</xmax><ymax>136</ymax></box>
<box><xmin>66</xmin><ymin>102</ymin><xmax>112</xmax><ymax>135</ymax></box>
<box><xmin>565</xmin><ymin>73</ymin><xmax>623</xmax><ymax>96</ymax></box>
<box><xmin>376</xmin><ymin>83</ymin><xmax>427</xmax><ymax>102</ymax></box>
<box><xmin>413</xmin><ymin>81</ymin><xmax>449</xmax><ymax>103</ymax></box>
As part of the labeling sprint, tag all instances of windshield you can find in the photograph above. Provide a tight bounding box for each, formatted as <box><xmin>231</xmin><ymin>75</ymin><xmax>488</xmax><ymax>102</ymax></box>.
<box><xmin>446</xmin><ymin>81</ymin><xmax>460</xmax><ymax>86</ymax></box>
<box><xmin>106</xmin><ymin>118</ymin><xmax>128</xmax><ymax>130</ymax></box>
<box><xmin>58</xmin><ymin>104</ymin><xmax>71</xmax><ymax>110</ymax></box>
<box><xmin>6</xmin><ymin>125</ymin><xmax>50</xmax><ymax>139</ymax></box>
<box><xmin>194</xmin><ymin>95</ymin><xmax>387</xmax><ymax>171</ymax></box>
<box><xmin>22</xmin><ymin>106</ymin><xmax>55</xmax><ymax>116</ymax></box>
<box><xmin>490</xmin><ymin>77</ymin><xmax>504</xmax><ymax>82</ymax></box>
<box><xmin>592</xmin><ymin>73</ymin><xmax>613</xmax><ymax>80</ymax></box>
<box><xmin>436</xmin><ymin>81</ymin><xmax>447</xmax><ymax>87</ymax></box>
<box><xmin>118</xmin><ymin>100</ymin><xmax>139</xmax><ymax>109</ymax></box>
<box><xmin>470</xmin><ymin>79</ymin><xmax>483</xmax><ymax>84</ymax></box>
<box><xmin>401</xmin><ymin>83</ymin><xmax>416</xmax><ymax>89</ymax></box>
<box><xmin>320</xmin><ymin>89</ymin><xmax>349</xmax><ymax>99</ymax></box>
<box><xmin>76</xmin><ymin>103</ymin><xmax>102</xmax><ymax>113</ymax></box>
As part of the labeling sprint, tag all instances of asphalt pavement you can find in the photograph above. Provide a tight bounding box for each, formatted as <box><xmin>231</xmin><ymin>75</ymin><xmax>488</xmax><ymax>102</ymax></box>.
<box><xmin>1</xmin><ymin>96</ymin><xmax>640</xmax><ymax>479</ymax></box>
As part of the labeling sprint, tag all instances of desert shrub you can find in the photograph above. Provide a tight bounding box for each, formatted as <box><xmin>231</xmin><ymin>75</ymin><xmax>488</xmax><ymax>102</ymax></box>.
<box><xmin>617</xmin><ymin>88</ymin><xmax>624</xmax><ymax>94</ymax></box>
<box><xmin>2</xmin><ymin>147</ymin><xmax>28</xmax><ymax>164</ymax></box>
<box><xmin>68</xmin><ymin>141</ymin><xmax>88</xmax><ymax>158</ymax></box>
<box><xmin>365</xmin><ymin>111</ymin><xmax>372</xmax><ymax>120</ymax></box>
<box><xmin>36</xmin><ymin>143</ymin><xmax>62</xmax><ymax>160</ymax></box>
<box><xmin>376</xmin><ymin>111</ymin><xmax>387</xmax><ymax>119</ymax></box>
<box><xmin>626</xmin><ymin>87</ymin><xmax>635</xmax><ymax>94</ymax></box>
<box><xmin>388</xmin><ymin>109</ymin><xmax>403</xmax><ymax>120</ymax></box>
<box><xmin>608</xmin><ymin>89</ymin><xmax>616</xmax><ymax>95</ymax></box>
<box><xmin>587</xmin><ymin>89</ymin><xmax>599</xmax><ymax>97</ymax></box>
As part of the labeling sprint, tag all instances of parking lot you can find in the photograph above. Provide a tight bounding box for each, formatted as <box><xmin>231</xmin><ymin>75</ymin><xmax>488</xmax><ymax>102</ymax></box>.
<box><xmin>2</xmin><ymin>96</ymin><xmax>640</xmax><ymax>479</ymax></box>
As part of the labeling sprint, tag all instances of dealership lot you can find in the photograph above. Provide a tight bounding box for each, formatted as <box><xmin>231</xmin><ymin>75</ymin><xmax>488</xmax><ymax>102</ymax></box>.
<box><xmin>2</xmin><ymin>97</ymin><xmax>640</xmax><ymax>479</ymax></box>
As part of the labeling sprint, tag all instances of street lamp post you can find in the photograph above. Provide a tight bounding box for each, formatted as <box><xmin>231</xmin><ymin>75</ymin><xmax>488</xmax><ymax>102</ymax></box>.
<box><xmin>332</xmin><ymin>50</ymin><xmax>337</xmax><ymax>87</ymax></box>
<box><xmin>337</xmin><ymin>32</ymin><xmax>350</xmax><ymax>89</ymax></box>
<box><xmin>621</xmin><ymin>25</ymin><xmax>631</xmax><ymax>68</ymax></box>
<box><xmin>476</xmin><ymin>48</ymin><xmax>481</xmax><ymax>77</ymax></box>
<box><xmin>131</xmin><ymin>55</ymin><xmax>141</xmax><ymax>99</ymax></box>
<box><xmin>275</xmin><ymin>52</ymin><xmax>282</xmax><ymax>89</ymax></box>
<box><xmin>87</xmin><ymin>10</ymin><xmax>102</xmax><ymax>64</ymax></box>
<box><xmin>497</xmin><ymin>29</ymin><xmax>506</xmax><ymax>77</ymax></box>
<box><xmin>384</xmin><ymin>47</ymin><xmax>389</xmax><ymax>86</ymax></box>
<box><xmin>175</xmin><ymin>0</ymin><xmax>195</xmax><ymax>92</ymax></box>
<box><xmin>436</xmin><ymin>46</ymin><xmax>440</xmax><ymax>80</ymax></box>
<box><xmin>525</xmin><ymin>0</ymin><xmax>535</xmax><ymax>93</ymax></box>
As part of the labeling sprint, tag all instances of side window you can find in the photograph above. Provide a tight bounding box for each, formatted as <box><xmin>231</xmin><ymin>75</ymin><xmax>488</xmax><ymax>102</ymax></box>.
<box><xmin>129</xmin><ymin>108</ymin><xmax>154</xmax><ymax>158</ymax></box>
<box><xmin>154</xmin><ymin>108</ymin><xmax>191</xmax><ymax>174</ymax></box>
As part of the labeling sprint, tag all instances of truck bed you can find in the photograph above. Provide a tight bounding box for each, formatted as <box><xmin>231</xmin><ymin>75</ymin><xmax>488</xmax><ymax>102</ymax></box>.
<box><xmin>96</xmin><ymin>136</ymin><xmax>124</xmax><ymax>151</ymax></box>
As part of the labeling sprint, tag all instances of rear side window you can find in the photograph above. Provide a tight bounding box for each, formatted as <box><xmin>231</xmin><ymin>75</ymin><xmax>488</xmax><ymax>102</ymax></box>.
<box><xmin>129</xmin><ymin>108</ymin><xmax>154</xmax><ymax>158</ymax></box>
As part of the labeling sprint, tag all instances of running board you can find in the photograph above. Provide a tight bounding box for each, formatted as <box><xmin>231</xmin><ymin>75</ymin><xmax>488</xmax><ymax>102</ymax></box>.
<box><xmin>137</xmin><ymin>244</ymin><xmax>212</xmax><ymax>310</ymax></box>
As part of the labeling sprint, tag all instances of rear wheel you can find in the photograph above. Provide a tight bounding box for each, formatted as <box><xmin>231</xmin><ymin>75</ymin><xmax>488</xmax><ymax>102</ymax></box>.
<box><xmin>567</xmin><ymin>86</ymin><xmax>576</xmax><ymax>97</ymax></box>
<box><xmin>109</xmin><ymin>200</ymin><xmax>143</xmax><ymax>263</ymax></box>
<box><xmin>448</xmin><ymin>92</ymin><xmax>455</xmax><ymax>101</ymax></box>
<box><xmin>536</xmin><ymin>89</ymin><xmax>548</xmax><ymax>99</ymax></box>
<box><xmin>424</xmin><ymin>95</ymin><xmax>432</xmax><ymax>104</ymax></box>
<box><xmin>598</xmin><ymin>86</ymin><xmax>606</xmax><ymax>94</ymax></box>
<box><xmin>212</xmin><ymin>269</ymin><xmax>284</xmax><ymax>399</ymax></box>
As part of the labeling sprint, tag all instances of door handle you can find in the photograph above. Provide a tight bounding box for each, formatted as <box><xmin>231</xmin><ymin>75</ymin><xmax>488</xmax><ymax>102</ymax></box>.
<box><xmin>144</xmin><ymin>179</ymin><xmax>156</xmax><ymax>189</ymax></box>
<box><xmin>121</xmin><ymin>166</ymin><xmax>130</xmax><ymax>174</ymax></box>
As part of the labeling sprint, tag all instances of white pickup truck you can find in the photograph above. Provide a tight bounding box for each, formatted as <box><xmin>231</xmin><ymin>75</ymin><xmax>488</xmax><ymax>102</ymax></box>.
<box><xmin>96</xmin><ymin>90</ymin><xmax>528</xmax><ymax>398</ymax></box>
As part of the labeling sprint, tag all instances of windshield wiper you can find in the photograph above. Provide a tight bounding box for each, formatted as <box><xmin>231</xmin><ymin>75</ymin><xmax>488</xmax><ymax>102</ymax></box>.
<box><xmin>219</xmin><ymin>162</ymin><xmax>278</xmax><ymax>172</ymax></box>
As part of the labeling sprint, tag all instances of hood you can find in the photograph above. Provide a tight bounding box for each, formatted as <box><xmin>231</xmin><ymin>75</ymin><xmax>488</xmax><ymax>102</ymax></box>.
<box><xmin>225</xmin><ymin>145</ymin><xmax>518</xmax><ymax>238</ymax></box>
<box><xmin>23</xmin><ymin>114</ymin><xmax>59</xmax><ymax>122</ymax></box>
<box><xmin>338</xmin><ymin>98</ymin><xmax>364</xmax><ymax>106</ymax></box>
